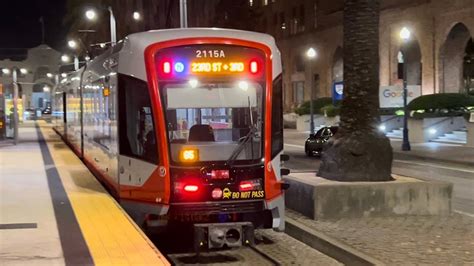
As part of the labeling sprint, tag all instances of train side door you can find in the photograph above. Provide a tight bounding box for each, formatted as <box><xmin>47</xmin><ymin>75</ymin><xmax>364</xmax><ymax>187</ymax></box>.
<box><xmin>117</xmin><ymin>74</ymin><xmax>160</xmax><ymax>201</ymax></box>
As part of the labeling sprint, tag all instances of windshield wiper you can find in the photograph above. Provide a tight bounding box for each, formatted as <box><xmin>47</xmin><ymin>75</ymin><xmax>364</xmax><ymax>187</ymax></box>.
<box><xmin>226</xmin><ymin>96</ymin><xmax>258</xmax><ymax>167</ymax></box>
<box><xmin>226</xmin><ymin>125</ymin><xmax>258</xmax><ymax>167</ymax></box>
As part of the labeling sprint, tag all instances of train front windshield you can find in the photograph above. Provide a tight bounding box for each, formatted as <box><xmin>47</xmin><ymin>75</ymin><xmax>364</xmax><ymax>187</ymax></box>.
<box><xmin>156</xmin><ymin>44</ymin><xmax>266</xmax><ymax>165</ymax></box>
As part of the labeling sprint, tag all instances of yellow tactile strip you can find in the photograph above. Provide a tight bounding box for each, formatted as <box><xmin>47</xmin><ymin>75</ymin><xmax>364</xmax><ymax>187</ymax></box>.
<box><xmin>38</xmin><ymin>121</ymin><xmax>170</xmax><ymax>266</ymax></box>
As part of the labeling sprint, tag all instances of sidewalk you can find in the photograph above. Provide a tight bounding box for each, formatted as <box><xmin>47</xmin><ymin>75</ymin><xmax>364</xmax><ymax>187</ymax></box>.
<box><xmin>0</xmin><ymin>121</ymin><xmax>169</xmax><ymax>265</ymax></box>
<box><xmin>284</xmin><ymin>129</ymin><xmax>474</xmax><ymax>167</ymax></box>
<box><xmin>286</xmin><ymin>209</ymin><xmax>474</xmax><ymax>265</ymax></box>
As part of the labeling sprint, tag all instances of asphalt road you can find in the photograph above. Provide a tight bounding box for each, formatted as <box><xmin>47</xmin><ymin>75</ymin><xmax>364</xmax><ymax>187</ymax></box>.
<box><xmin>283</xmin><ymin>142</ymin><xmax>474</xmax><ymax>217</ymax></box>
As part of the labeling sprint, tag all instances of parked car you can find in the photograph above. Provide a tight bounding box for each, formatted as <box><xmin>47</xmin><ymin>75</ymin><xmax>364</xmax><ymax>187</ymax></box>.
<box><xmin>42</xmin><ymin>106</ymin><xmax>52</xmax><ymax>115</ymax></box>
<box><xmin>305</xmin><ymin>126</ymin><xmax>338</xmax><ymax>157</ymax></box>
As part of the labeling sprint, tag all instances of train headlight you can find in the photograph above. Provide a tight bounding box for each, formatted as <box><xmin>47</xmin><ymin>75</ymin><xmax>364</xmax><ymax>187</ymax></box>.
<box><xmin>180</xmin><ymin>148</ymin><xmax>199</xmax><ymax>162</ymax></box>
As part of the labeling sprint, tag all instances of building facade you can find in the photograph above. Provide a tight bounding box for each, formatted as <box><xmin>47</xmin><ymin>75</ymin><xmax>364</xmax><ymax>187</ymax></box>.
<box><xmin>253</xmin><ymin>0</ymin><xmax>474</xmax><ymax>111</ymax></box>
<box><xmin>65</xmin><ymin>0</ymin><xmax>473</xmax><ymax>113</ymax></box>
<box><xmin>0</xmin><ymin>44</ymin><xmax>61</xmax><ymax>110</ymax></box>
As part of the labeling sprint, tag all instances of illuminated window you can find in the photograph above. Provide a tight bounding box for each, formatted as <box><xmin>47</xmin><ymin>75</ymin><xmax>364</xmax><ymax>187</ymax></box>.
<box><xmin>263</xmin><ymin>0</ymin><xmax>268</xmax><ymax>6</ymax></box>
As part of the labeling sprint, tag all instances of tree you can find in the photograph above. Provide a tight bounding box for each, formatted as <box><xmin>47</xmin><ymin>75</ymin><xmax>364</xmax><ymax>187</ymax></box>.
<box><xmin>318</xmin><ymin>0</ymin><xmax>393</xmax><ymax>182</ymax></box>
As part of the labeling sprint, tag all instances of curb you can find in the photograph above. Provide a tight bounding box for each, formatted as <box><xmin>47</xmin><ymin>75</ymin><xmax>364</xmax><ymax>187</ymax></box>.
<box><xmin>393</xmin><ymin>151</ymin><xmax>474</xmax><ymax>168</ymax></box>
<box><xmin>285</xmin><ymin>216</ymin><xmax>385</xmax><ymax>266</ymax></box>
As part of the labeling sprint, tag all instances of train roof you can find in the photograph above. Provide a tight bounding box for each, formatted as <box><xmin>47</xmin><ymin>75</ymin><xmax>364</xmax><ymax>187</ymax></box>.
<box><xmin>119</xmin><ymin>28</ymin><xmax>282</xmax><ymax>81</ymax></box>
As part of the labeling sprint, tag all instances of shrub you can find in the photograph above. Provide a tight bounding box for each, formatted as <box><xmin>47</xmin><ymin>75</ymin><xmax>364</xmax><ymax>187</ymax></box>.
<box><xmin>294</xmin><ymin>97</ymin><xmax>335</xmax><ymax>115</ymax></box>
<box><xmin>408</xmin><ymin>93</ymin><xmax>474</xmax><ymax>111</ymax></box>
<box><xmin>321</xmin><ymin>104</ymin><xmax>340</xmax><ymax>117</ymax></box>
<box><xmin>407</xmin><ymin>93</ymin><xmax>474</xmax><ymax>118</ymax></box>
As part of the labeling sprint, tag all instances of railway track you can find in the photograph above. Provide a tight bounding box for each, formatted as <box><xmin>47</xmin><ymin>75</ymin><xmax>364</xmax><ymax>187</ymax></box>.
<box><xmin>157</xmin><ymin>229</ymin><xmax>342</xmax><ymax>265</ymax></box>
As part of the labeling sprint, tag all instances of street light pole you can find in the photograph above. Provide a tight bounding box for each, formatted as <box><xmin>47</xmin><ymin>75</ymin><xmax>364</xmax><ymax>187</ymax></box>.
<box><xmin>401</xmin><ymin>53</ymin><xmax>411</xmax><ymax>151</ymax></box>
<box><xmin>108</xmin><ymin>7</ymin><xmax>117</xmax><ymax>45</ymax></box>
<box><xmin>179</xmin><ymin>0</ymin><xmax>188</xmax><ymax>28</ymax></box>
<box><xmin>306</xmin><ymin>47</ymin><xmax>317</xmax><ymax>135</ymax></box>
<box><xmin>12</xmin><ymin>68</ymin><xmax>19</xmax><ymax>145</ymax></box>
<box><xmin>400</xmin><ymin>27</ymin><xmax>411</xmax><ymax>151</ymax></box>
<box><xmin>309</xmin><ymin>63</ymin><xmax>315</xmax><ymax>135</ymax></box>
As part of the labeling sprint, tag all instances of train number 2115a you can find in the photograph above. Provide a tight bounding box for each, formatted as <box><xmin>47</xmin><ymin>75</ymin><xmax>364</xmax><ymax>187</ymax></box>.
<box><xmin>195</xmin><ymin>50</ymin><xmax>225</xmax><ymax>58</ymax></box>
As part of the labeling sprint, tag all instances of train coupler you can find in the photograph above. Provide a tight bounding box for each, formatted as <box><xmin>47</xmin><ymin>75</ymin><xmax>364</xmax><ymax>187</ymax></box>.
<box><xmin>193</xmin><ymin>222</ymin><xmax>254</xmax><ymax>253</ymax></box>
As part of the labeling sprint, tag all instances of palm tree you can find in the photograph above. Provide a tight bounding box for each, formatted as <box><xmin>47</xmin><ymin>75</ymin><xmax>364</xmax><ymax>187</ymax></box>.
<box><xmin>318</xmin><ymin>0</ymin><xmax>393</xmax><ymax>181</ymax></box>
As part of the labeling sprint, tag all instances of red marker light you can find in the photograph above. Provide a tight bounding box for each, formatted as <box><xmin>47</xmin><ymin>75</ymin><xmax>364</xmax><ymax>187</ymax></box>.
<box><xmin>211</xmin><ymin>170</ymin><xmax>230</xmax><ymax>179</ymax></box>
<box><xmin>250</xmin><ymin>61</ymin><xmax>258</xmax><ymax>74</ymax></box>
<box><xmin>163</xmin><ymin>61</ymin><xmax>171</xmax><ymax>74</ymax></box>
<box><xmin>239</xmin><ymin>181</ymin><xmax>253</xmax><ymax>191</ymax></box>
<box><xmin>184</xmin><ymin>185</ymin><xmax>199</xmax><ymax>192</ymax></box>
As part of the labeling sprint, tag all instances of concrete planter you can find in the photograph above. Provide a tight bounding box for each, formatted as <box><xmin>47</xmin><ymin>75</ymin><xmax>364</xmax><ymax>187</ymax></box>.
<box><xmin>284</xmin><ymin>173</ymin><xmax>452</xmax><ymax>220</ymax></box>
<box><xmin>296</xmin><ymin>114</ymin><xmax>340</xmax><ymax>132</ymax></box>
<box><xmin>408</xmin><ymin>116</ymin><xmax>466</xmax><ymax>143</ymax></box>
<box><xmin>283</xmin><ymin>113</ymin><xmax>298</xmax><ymax>129</ymax></box>
<box><xmin>467</xmin><ymin>121</ymin><xmax>474</xmax><ymax>147</ymax></box>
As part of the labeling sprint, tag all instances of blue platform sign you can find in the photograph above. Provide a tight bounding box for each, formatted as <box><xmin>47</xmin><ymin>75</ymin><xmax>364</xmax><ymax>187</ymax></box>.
<box><xmin>332</xmin><ymin>82</ymin><xmax>344</xmax><ymax>104</ymax></box>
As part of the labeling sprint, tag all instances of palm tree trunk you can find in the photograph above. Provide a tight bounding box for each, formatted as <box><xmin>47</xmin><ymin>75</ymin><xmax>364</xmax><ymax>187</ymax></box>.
<box><xmin>318</xmin><ymin>0</ymin><xmax>393</xmax><ymax>181</ymax></box>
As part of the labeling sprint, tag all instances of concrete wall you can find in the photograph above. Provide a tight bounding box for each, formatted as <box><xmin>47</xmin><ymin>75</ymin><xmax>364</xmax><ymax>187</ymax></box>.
<box><xmin>408</xmin><ymin>116</ymin><xmax>466</xmax><ymax>143</ymax></box>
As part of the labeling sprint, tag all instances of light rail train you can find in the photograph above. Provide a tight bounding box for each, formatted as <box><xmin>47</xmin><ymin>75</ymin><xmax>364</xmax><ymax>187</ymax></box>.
<box><xmin>53</xmin><ymin>28</ymin><xmax>289</xmax><ymax>249</ymax></box>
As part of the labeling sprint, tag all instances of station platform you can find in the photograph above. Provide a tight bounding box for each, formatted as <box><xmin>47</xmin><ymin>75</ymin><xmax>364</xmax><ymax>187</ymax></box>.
<box><xmin>0</xmin><ymin>121</ymin><xmax>169</xmax><ymax>265</ymax></box>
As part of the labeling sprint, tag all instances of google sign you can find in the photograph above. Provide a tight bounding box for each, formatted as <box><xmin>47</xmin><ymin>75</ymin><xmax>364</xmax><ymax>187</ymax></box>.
<box><xmin>379</xmin><ymin>85</ymin><xmax>421</xmax><ymax>108</ymax></box>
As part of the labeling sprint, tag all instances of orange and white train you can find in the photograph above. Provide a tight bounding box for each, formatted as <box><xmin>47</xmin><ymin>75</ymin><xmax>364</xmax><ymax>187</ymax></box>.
<box><xmin>53</xmin><ymin>28</ymin><xmax>289</xmax><ymax>249</ymax></box>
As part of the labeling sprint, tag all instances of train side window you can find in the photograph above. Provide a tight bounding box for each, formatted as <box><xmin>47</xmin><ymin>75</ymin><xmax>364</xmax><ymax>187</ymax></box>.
<box><xmin>271</xmin><ymin>75</ymin><xmax>283</xmax><ymax>158</ymax></box>
<box><xmin>118</xmin><ymin>74</ymin><xmax>158</xmax><ymax>163</ymax></box>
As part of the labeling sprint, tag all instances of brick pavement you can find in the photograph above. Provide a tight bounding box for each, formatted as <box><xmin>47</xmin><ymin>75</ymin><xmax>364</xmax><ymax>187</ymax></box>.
<box><xmin>287</xmin><ymin>209</ymin><xmax>474</xmax><ymax>265</ymax></box>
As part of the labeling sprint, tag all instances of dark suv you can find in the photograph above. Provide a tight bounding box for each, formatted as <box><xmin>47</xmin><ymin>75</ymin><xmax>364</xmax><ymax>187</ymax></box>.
<box><xmin>304</xmin><ymin>126</ymin><xmax>338</xmax><ymax>157</ymax></box>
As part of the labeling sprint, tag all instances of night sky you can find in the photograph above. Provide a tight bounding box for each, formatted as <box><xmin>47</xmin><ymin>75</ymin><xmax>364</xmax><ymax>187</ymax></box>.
<box><xmin>0</xmin><ymin>0</ymin><xmax>69</xmax><ymax>60</ymax></box>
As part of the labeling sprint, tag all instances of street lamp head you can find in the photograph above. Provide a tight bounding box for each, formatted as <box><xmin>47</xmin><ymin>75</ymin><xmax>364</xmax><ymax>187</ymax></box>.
<box><xmin>400</xmin><ymin>27</ymin><xmax>411</xmax><ymax>41</ymax></box>
<box><xmin>61</xmin><ymin>73</ymin><xmax>67</xmax><ymax>78</ymax></box>
<box><xmin>133</xmin><ymin>11</ymin><xmax>141</xmax><ymax>20</ymax></box>
<box><xmin>85</xmin><ymin>55</ymin><xmax>91</xmax><ymax>61</ymax></box>
<box><xmin>2</xmin><ymin>68</ymin><xmax>11</xmax><ymax>75</ymax></box>
<box><xmin>20</xmin><ymin>68</ymin><xmax>28</xmax><ymax>74</ymax></box>
<box><xmin>306</xmin><ymin>47</ymin><xmax>317</xmax><ymax>59</ymax></box>
<box><xmin>43</xmin><ymin>85</ymin><xmax>50</xmax><ymax>92</ymax></box>
<box><xmin>61</xmin><ymin>55</ymin><xmax>70</xmax><ymax>63</ymax></box>
<box><xmin>68</xmin><ymin>40</ymin><xmax>77</xmax><ymax>49</ymax></box>
<box><xmin>46</xmin><ymin>73</ymin><xmax>53</xmax><ymax>78</ymax></box>
<box><xmin>85</xmin><ymin>9</ymin><xmax>97</xmax><ymax>20</ymax></box>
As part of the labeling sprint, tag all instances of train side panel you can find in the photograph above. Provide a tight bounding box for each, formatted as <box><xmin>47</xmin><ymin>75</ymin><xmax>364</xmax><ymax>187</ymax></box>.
<box><xmin>82</xmin><ymin>51</ymin><xmax>120</xmax><ymax>194</ymax></box>
<box><xmin>64</xmin><ymin>71</ymin><xmax>83</xmax><ymax>156</ymax></box>
<box><xmin>53</xmin><ymin>82</ymin><xmax>66</xmax><ymax>137</ymax></box>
